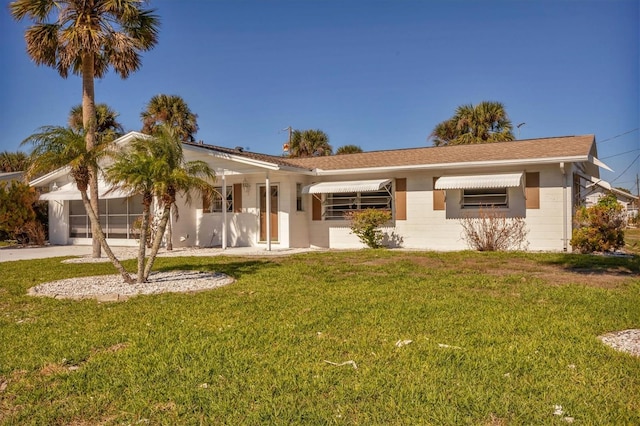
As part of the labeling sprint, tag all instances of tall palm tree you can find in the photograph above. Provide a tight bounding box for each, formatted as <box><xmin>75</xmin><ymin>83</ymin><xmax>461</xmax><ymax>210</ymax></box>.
<box><xmin>141</xmin><ymin>94</ymin><xmax>199</xmax><ymax>142</ymax></box>
<box><xmin>140</xmin><ymin>94</ymin><xmax>199</xmax><ymax>249</ymax></box>
<box><xmin>0</xmin><ymin>151</ymin><xmax>30</xmax><ymax>173</ymax></box>
<box><xmin>335</xmin><ymin>145</ymin><xmax>363</xmax><ymax>155</ymax></box>
<box><xmin>288</xmin><ymin>129</ymin><xmax>333</xmax><ymax>158</ymax></box>
<box><xmin>429</xmin><ymin>101</ymin><xmax>515</xmax><ymax>146</ymax></box>
<box><xmin>11</xmin><ymin>0</ymin><xmax>159</xmax><ymax>258</ymax></box>
<box><xmin>69</xmin><ymin>104</ymin><xmax>124</xmax><ymax>144</ymax></box>
<box><xmin>106</xmin><ymin>125</ymin><xmax>215</xmax><ymax>282</ymax></box>
<box><xmin>21</xmin><ymin>126</ymin><xmax>134</xmax><ymax>283</ymax></box>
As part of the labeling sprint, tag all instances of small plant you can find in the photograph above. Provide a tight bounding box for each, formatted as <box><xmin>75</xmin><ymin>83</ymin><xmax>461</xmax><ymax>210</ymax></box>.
<box><xmin>571</xmin><ymin>193</ymin><xmax>625</xmax><ymax>253</ymax></box>
<box><xmin>345</xmin><ymin>209</ymin><xmax>392</xmax><ymax>248</ymax></box>
<box><xmin>460</xmin><ymin>208</ymin><xmax>528</xmax><ymax>251</ymax></box>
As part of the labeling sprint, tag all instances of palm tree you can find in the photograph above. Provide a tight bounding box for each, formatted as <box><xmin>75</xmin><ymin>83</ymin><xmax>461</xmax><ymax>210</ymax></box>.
<box><xmin>336</xmin><ymin>145</ymin><xmax>363</xmax><ymax>155</ymax></box>
<box><xmin>0</xmin><ymin>151</ymin><xmax>30</xmax><ymax>173</ymax></box>
<box><xmin>429</xmin><ymin>101</ymin><xmax>515</xmax><ymax>146</ymax></box>
<box><xmin>106</xmin><ymin>125</ymin><xmax>215</xmax><ymax>282</ymax></box>
<box><xmin>288</xmin><ymin>129</ymin><xmax>333</xmax><ymax>158</ymax></box>
<box><xmin>21</xmin><ymin>126</ymin><xmax>134</xmax><ymax>283</ymax></box>
<box><xmin>141</xmin><ymin>94</ymin><xmax>199</xmax><ymax>142</ymax></box>
<box><xmin>140</xmin><ymin>94</ymin><xmax>199</xmax><ymax>249</ymax></box>
<box><xmin>69</xmin><ymin>104</ymin><xmax>124</xmax><ymax>144</ymax></box>
<box><xmin>11</xmin><ymin>0</ymin><xmax>159</xmax><ymax>258</ymax></box>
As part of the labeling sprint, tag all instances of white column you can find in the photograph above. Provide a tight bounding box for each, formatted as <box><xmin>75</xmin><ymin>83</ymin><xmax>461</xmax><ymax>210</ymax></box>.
<box><xmin>221</xmin><ymin>171</ymin><xmax>227</xmax><ymax>250</ymax></box>
<box><xmin>266</xmin><ymin>172</ymin><xmax>271</xmax><ymax>251</ymax></box>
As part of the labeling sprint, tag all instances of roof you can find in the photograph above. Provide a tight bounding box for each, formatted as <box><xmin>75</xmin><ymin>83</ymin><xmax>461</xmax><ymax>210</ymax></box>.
<box><xmin>283</xmin><ymin>135</ymin><xmax>597</xmax><ymax>172</ymax></box>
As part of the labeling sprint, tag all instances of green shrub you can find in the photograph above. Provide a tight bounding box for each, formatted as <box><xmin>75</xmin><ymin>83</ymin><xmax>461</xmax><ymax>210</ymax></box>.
<box><xmin>0</xmin><ymin>181</ymin><xmax>45</xmax><ymax>244</ymax></box>
<box><xmin>345</xmin><ymin>209</ymin><xmax>392</xmax><ymax>248</ymax></box>
<box><xmin>571</xmin><ymin>194</ymin><xmax>625</xmax><ymax>253</ymax></box>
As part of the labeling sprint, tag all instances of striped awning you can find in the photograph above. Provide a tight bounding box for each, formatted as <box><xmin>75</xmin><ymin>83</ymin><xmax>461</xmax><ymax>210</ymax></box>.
<box><xmin>39</xmin><ymin>180</ymin><xmax>132</xmax><ymax>201</ymax></box>
<box><xmin>302</xmin><ymin>179</ymin><xmax>392</xmax><ymax>194</ymax></box>
<box><xmin>435</xmin><ymin>173</ymin><xmax>524</xmax><ymax>190</ymax></box>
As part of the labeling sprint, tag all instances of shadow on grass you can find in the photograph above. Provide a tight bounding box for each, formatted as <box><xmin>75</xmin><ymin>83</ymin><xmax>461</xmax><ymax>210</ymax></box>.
<box><xmin>152</xmin><ymin>258</ymin><xmax>279</xmax><ymax>280</ymax></box>
<box><xmin>541</xmin><ymin>253</ymin><xmax>640</xmax><ymax>275</ymax></box>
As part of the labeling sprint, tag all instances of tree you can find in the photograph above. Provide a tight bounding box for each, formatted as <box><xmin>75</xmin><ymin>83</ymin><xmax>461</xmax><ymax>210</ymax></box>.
<box><xmin>288</xmin><ymin>129</ymin><xmax>333</xmax><ymax>158</ymax></box>
<box><xmin>429</xmin><ymin>101</ymin><xmax>515</xmax><ymax>146</ymax></box>
<box><xmin>571</xmin><ymin>194</ymin><xmax>625</xmax><ymax>253</ymax></box>
<box><xmin>22</xmin><ymin>126</ymin><xmax>134</xmax><ymax>283</ymax></box>
<box><xmin>336</xmin><ymin>145</ymin><xmax>363</xmax><ymax>155</ymax></box>
<box><xmin>140</xmin><ymin>94</ymin><xmax>200</xmax><ymax>249</ymax></box>
<box><xmin>0</xmin><ymin>151</ymin><xmax>30</xmax><ymax>173</ymax></box>
<box><xmin>141</xmin><ymin>94</ymin><xmax>199</xmax><ymax>142</ymax></box>
<box><xmin>69</xmin><ymin>104</ymin><xmax>124</xmax><ymax>144</ymax></box>
<box><xmin>11</xmin><ymin>0</ymin><xmax>159</xmax><ymax>258</ymax></box>
<box><xmin>106</xmin><ymin>125</ymin><xmax>215</xmax><ymax>282</ymax></box>
<box><xmin>0</xmin><ymin>180</ymin><xmax>44</xmax><ymax>244</ymax></box>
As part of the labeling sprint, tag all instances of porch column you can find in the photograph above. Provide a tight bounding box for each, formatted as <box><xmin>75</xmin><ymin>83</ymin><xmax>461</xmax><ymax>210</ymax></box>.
<box><xmin>265</xmin><ymin>172</ymin><xmax>271</xmax><ymax>251</ymax></box>
<box><xmin>221</xmin><ymin>170</ymin><xmax>227</xmax><ymax>250</ymax></box>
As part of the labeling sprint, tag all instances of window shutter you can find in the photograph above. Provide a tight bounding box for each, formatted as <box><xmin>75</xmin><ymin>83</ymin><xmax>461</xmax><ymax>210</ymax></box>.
<box><xmin>395</xmin><ymin>178</ymin><xmax>407</xmax><ymax>220</ymax></box>
<box><xmin>433</xmin><ymin>177</ymin><xmax>445</xmax><ymax>210</ymax></box>
<box><xmin>525</xmin><ymin>172</ymin><xmax>540</xmax><ymax>209</ymax></box>
<box><xmin>233</xmin><ymin>183</ymin><xmax>242</xmax><ymax>212</ymax></box>
<box><xmin>203</xmin><ymin>193</ymin><xmax>211</xmax><ymax>214</ymax></box>
<box><xmin>312</xmin><ymin>195</ymin><xmax>322</xmax><ymax>221</ymax></box>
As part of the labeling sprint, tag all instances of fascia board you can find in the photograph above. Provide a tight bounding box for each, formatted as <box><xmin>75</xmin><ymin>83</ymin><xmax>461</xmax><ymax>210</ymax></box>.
<box><xmin>29</xmin><ymin>166</ymin><xmax>71</xmax><ymax>187</ymax></box>
<box><xmin>309</xmin><ymin>156</ymin><xmax>589</xmax><ymax>176</ymax></box>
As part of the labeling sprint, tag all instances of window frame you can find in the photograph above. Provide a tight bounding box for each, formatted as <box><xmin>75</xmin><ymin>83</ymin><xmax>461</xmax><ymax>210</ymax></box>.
<box><xmin>323</xmin><ymin>182</ymin><xmax>393</xmax><ymax>220</ymax></box>
<box><xmin>461</xmin><ymin>187</ymin><xmax>509</xmax><ymax>208</ymax></box>
<box><xmin>205</xmin><ymin>186</ymin><xmax>234</xmax><ymax>213</ymax></box>
<box><xmin>68</xmin><ymin>195</ymin><xmax>143</xmax><ymax>239</ymax></box>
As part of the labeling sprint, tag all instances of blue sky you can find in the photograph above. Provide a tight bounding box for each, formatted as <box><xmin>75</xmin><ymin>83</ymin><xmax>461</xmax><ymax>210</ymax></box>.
<box><xmin>1</xmin><ymin>0</ymin><xmax>638</xmax><ymax>189</ymax></box>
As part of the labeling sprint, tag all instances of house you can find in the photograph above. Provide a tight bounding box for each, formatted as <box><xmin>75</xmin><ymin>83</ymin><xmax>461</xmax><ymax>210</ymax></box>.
<box><xmin>583</xmin><ymin>179</ymin><xmax>638</xmax><ymax>221</ymax></box>
<box><xmin>30</xmin><ymin>132</ymin><xmax>611</xmax><ymax>252</ymax></box>
<box><xmin>0</xmin><ymin>171</ymin><xmax>25</xmax><ymax>182</ymax></box>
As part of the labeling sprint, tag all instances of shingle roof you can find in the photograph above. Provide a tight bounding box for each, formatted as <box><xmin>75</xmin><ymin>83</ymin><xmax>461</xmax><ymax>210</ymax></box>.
<box><xmin>283</xmin><ymin>135</ymin><xmax>596</xmax><ymax>171</ymax></box>
<box><xmin>186</xmin><ymin>135</ymin><xmax>596</xmax><ymax>173</ymax></box>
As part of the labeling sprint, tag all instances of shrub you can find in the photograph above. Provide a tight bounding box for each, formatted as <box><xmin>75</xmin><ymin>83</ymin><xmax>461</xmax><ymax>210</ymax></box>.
<box><xmin>571</xmin><ymin>194</ymin><xmax>625</xmax><ymax>253</ymax></box>
<box><xmin>460</xmin><ymin>208</ymin><xmax>528</xmax><ymax>251</ymax></box>
<box><xmin>345</xmin><ymin>209</ymin><xmax>392</xmax><ymax>248</ymax></box>
<box><xmin>0</xmin><ymin>181</ymin><xmax>45</xmax><ymax>245</ymax></box>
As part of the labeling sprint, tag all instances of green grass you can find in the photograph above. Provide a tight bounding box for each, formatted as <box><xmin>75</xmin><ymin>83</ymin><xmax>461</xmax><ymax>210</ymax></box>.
<box><xmin>1</xmin><ymin>250</ymin><xmax>639</xmax><ymax>425</ymax></box>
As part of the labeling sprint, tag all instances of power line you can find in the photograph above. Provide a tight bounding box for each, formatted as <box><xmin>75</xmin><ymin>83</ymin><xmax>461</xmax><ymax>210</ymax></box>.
<box><xmin>597</xmin><ymin>128</ymin><xmax>639</xmax><ymax>144</ymax></box>
<box><xmin>601</xmin><ymin>148</ymin><xmax>640</xmax><ymax>160</ymax></box>
<box><xmin>611</xmin><ymin>153</ymin><xmax>640</xmax><ymax>184</ymax></box>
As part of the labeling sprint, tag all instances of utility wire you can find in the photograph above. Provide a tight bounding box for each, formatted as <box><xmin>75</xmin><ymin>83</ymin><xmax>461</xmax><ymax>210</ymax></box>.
<box><xmin>611</xmin><ymin>153</ymin><xmax>640</xmax><ymax>184</ymax></box>
<box><xmin>601</xmin><ymin>148</ymin><xmax>640</xmax><ymax>160</ymax></box>
<box><xmin>597</xmin><ymin>128</ymin><xmax>639</xmax><ymax>144</ymax></box>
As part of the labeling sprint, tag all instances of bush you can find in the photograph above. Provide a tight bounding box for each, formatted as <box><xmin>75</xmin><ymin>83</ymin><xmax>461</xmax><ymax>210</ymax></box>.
<box><xmin>571</xmin><ymin>194</ymin><xmax>625</xmax><ymax>253</ymax></box>
<box><xmin>460</xmin><ymin>208</ymin><xmax>528</xmax><ymax>251</ymax></box>
<box><xmin>345</xmin><ymin>209</ymin><xmax>392</xmax><ymax>248</ymax></box>
<box><xmin>0</xmin><ymin>181</ymin><xmax>45</xmax><ymax>245</ymax></box>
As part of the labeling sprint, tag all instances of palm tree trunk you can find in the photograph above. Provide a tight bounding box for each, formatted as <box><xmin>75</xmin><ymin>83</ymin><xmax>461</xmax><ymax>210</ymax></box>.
<box><xmin>80</xmin><ymin>191</ymin><xmax>134</xmax><ymax>284</ymax></box>
<box><xmin>82</xmin><ymin>52</ymin><xmax>101</xmax><ymax>258</ymax></box>
<box><xmin>143</xmin><ymin>204</ymin><xmax>172</xmax><ymax>281</ymax></box>
<box><xmin>136</xmin><ymin>201</ymin><xmax>151</xmax><ymax>283</ymax></box>
<box><xmin>167</xmin><ymin>205</ymin><xmax>173</xmax><ymax>251</ymax></box>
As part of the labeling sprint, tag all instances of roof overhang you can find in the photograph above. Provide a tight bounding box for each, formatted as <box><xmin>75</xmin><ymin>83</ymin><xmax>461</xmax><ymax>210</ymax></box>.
<box><xmin>39</xmin><ymin>180</ymin><xmax>131</xmax><ymax>201</ymax></box>
<box><xmin>435</xmin><ymin>172</ymin><xmax>524</xmax><ymax>190</ymax></box>
<box><xmin>302</xmin><ymin>179</ymin><xmax>392</xmax><ymax>194</ymax></box>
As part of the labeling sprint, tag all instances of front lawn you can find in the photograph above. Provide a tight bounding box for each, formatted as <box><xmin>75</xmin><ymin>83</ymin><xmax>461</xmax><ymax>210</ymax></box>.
<box><xmin>1</xmin><ymin>251</ymin><xmax>638</xmax><ymax>424</ymax></box>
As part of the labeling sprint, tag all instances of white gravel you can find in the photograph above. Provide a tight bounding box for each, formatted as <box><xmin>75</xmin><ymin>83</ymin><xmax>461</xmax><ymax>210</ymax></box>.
<box><xmin>599</xmin><ymin>329</ymin><xmax>640</xmax><ymax>357</ymax></box>
<box><xmin>28</xmin><ymin>270</ymin><xmax>234</xmax><ymax>301</ymax></box>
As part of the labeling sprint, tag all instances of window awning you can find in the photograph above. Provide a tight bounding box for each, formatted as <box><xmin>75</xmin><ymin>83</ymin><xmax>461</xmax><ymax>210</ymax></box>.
<box><xmin>302</xmin><ymin>179</ymin><xmax>392</xmax><ymax>194</ymax></box>
<box><xmin>435</xmin><ymin>172</ymin><xmax>524</xmax><ymax>190</ymax></box>
<box><xmin>39</xmin><ymin>180</ymin><xmax>132</xmax><ymax>201</ymax></box>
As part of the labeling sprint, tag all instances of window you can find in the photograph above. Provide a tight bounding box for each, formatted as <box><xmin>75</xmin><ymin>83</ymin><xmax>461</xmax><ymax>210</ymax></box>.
<box><xmin>204</xmin><ymin>186</ymin><xmax>233</xmax><ymax>213</ymax></box>
<box><xmin>69</xmin><ymin>195</ymin><xmax>143</xmax><ymax>239</ymax></box>
<box><xmin>296</xmin><ymin>183</ymin><xmax>304</xmax><ymax>211</ymax></box>
<box><xmin>324</xmin><ymin>183</ymin><xmax>393</xmax><ymax>220</ymax></box>
<box><xmin>462</xmin><ymin>188</ymin><xmax>508</xmax><ymax>208</ymax></box>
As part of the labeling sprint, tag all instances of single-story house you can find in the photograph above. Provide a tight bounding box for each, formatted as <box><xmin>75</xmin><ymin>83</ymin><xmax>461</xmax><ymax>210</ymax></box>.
<box><xmin>0</xmin><ymin>171</ymin><xmax>25</xmax><ymax>182</ymax></box>
<box><xmin>584</xmin><ymin>179</ymin><xmax>637</xmax><ymax>221</ymax></box>
<box><xmin>30</xmin><ymin>132</ymin><xmax>611</xmax><ymax>252</ymax></box>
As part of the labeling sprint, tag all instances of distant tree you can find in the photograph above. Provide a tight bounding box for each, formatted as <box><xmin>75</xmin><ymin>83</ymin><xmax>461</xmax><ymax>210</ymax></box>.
<box><xmin>141</xmin><ymin>94</ymin><xmax>199</xmax><ymax>142</ymax></box>
<box><xmin>0</xmin><ymin>151</ymin><xmax>30</xmax><ymax>173</ymax></box>
<box><xmin>429</xmin><ymin>101</ymin><xmax>515</xmax><ymax>146</ymax></box>
<box><xmin>336</xmin><ymin>145</ymin><xmax>363</xmax><ymax>155</ymax></box>
<box><xmin>289</xmin><ymin>129</ymin><xmax>333</xmax><ymax>158</ymax></box>
<box><xmin>69</xmin><ymin>104</ymin><xmax>124</xmax><ymax>143</ymax></box>
<box><xmin>11</xmin><ymin>0</ymin><xmax>159</xmax><ymax>258</ymax></box>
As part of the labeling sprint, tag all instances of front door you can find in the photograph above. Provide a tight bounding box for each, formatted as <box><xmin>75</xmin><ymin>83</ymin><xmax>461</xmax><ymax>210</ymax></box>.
<box><xmin>259</xmin><ymin>185</ymin><xmax>278</xmax><ymax>241</ymax></box>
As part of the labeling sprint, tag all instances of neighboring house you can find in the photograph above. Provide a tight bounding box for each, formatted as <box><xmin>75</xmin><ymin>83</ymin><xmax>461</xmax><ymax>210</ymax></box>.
<box><xmin>583</xmin><ymin>179</ymin><xmax>638</xmax><ymax>221</ymax></box>
<box><xmin>30</xmin><ymin>132</ymin><xmax>610</xmax><ymax>252</ymax></box>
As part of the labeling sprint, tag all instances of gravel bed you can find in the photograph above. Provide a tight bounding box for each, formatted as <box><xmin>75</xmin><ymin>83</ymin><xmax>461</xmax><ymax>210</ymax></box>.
<box><xmin>28</xmin><ymin>270</ymin><xmax>234</xmax><ymax>301</ymax></box>
<box><xmin>599</xmin><ymin>329</ymin><xmax>640</xmax><ymax>357</ymax></box>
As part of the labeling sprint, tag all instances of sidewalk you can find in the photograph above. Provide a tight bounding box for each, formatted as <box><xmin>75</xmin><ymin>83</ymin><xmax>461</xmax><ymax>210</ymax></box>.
<box><xmin>0</xmin><ymin>245</ymin><xmax>318</xmax><ymax>262</ymax></box>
